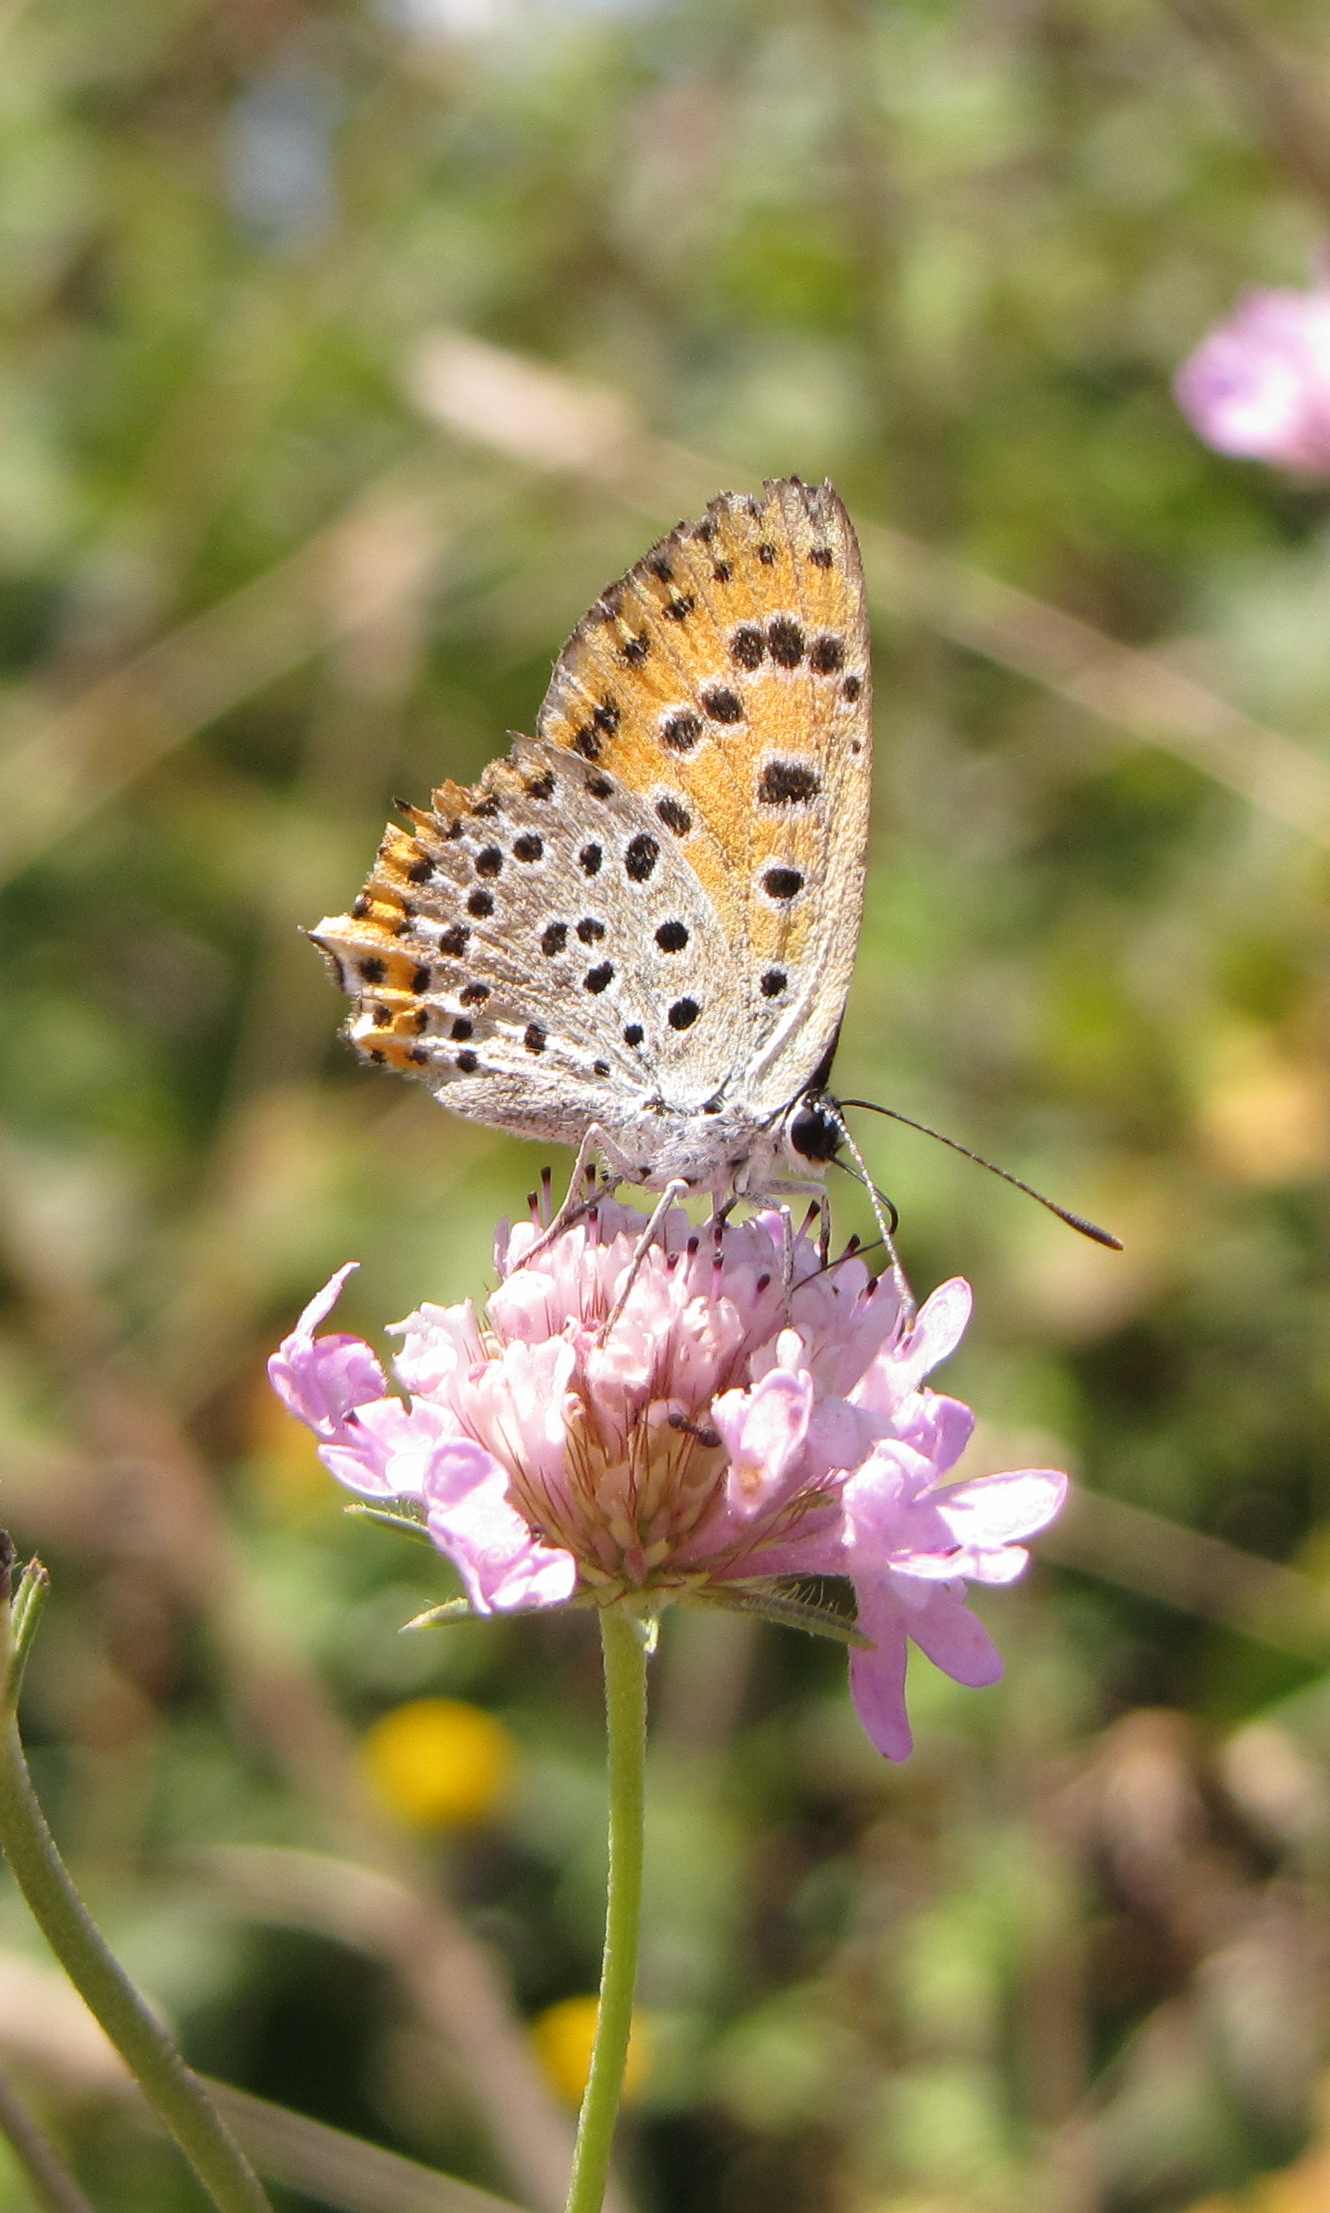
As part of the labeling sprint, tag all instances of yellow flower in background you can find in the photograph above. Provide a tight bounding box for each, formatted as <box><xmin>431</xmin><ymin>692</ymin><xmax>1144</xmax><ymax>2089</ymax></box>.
<box><xmin>531</xmin><ymin>1996</ymin><xmax>651</xmax><ymax>2107</ymax></box>
<box><xmin>361</xmin><ymin>1698</ymin><xmax>516</xmax><ymax>1830</ymax></box>
<box><xmin>1198</xmin><ymin>1024</ymin><xmax>1329</xmax><ymax>1187</ymax></box>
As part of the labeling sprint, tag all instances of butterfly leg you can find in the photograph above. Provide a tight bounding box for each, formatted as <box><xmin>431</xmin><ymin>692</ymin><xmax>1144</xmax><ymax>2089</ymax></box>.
<box><xmin>816</xmin><ymin>1199</ymin><xmax>832</xmax><ymax>1271</ymax></box>
<box><xmin>597</xmin><ymin>1177</ymin><xmax>691</xmax><ymax>1343</ymax></box>
<box><xmin>777</xmin><ymin>1206</ymin><xmax>797</xmax><ymax>1302</ymax></box>
<box><xmin>708</xmin><ymin>1196</ymin><xmax>735</xmax><ymax>1280</ymax></box>
<box><xmin>510</xmin><ymin>1124</ymin><xmax>621</xmax><ymax>1272</ymax></box>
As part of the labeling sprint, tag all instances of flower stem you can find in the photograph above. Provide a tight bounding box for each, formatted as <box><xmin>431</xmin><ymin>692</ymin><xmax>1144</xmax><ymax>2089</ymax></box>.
<box><xmin>0</xmin><ymin>1558</ymin><xmax>275</xmax><ymax>2213</ymax></box>
<box><xmin>563</xmin><ymin>1606</ymin><xmax>648</xmax><ymax>2213</ymax></box>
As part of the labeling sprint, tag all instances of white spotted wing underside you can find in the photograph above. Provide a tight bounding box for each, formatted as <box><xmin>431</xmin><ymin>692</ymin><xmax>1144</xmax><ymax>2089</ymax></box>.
<box><xmin>310</xmin><ymin>476</ymin><xmax>872</xmax><ymax>1172</ymax></box>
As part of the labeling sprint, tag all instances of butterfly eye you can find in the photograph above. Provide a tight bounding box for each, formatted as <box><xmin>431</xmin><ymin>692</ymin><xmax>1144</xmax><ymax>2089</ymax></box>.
<box><xmin>788</xmin><ymin>1104</ymin><xmax>840</xmax><ymax>1163</ymax></box>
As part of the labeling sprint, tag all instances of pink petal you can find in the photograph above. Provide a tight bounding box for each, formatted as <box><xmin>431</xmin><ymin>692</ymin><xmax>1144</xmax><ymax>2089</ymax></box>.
<box><xmin>488</xmin><ymin>1263</ymin><xmax>574</xmax><ymax>1345</ymax></box>
<box><xmin>935</xmin><ymin>1468</ymin><xmax>1068</xmax><ymax>1550</ymax></box>
<box><xmin>423</xmin><ymin>1440</ymin><xmax>576</xmax><ymax>1613</ymax></box>
<box><xmin>388</xmin><ymin>1299</ymin><xmax>486</xmax><ymax>1397</ymax></box>
<box><xmin>469</xmin><ymin>1338</ymin><xmax>575</xmax><ymax>1488</ymax></box>
<box><xmin>899</xmin><ymin>1278</ymin><xmax>972</xmax><ymax>1388</ymax></box>
<box><xmin>787</xmin><ymin>1259</ymin><xmax>899</xmax><ymax>1397</ymax></box>
<box><xmin>902</xmin><ymin>1394</ymin><xmax>974</xmax><ymax>1474</ymax></box>
<box><xmin>852</xmin><ymin>1278</ymin><xmax>972</xmax><ymax>1424</ymax></box>
<box><xmin>276</xmin><ymin>1337</ymin><xmax>388</xmax><ymax>1431</ymax></box>
<box><xmin>848</xmin><ymin>1585</ymin><xmax>913</xmax><ymax>1761</ymax></box>
<box><xmin>268</xmin><ymin>1265</ymin><xmax>390</xmax><ymax>1435</ymax></box>
<box><xmin>959</xmin><ymin>1546</ymin><xmax>1030</xmax><ymax>1587</ymax></box>
<box><xmin>803</xmin><ymin>1395</ymin><xmax>880</xmax><ymax>1482</ymax></box>
<box><xmin>317</xmin><ymin>1394</ymin><xmax>435</xmax><ymax>1497</ymax></box>
<box><xmin>1176</xmin><ymin>287</ymin><xmax>1330</xmax><ymax>472</ymax></box>
<box><xmin>712</xmin><ymin>1368</ymin><xmax>813</xmax><ymax>1520</ymax></box>
<box><xmin>905</xmin><ymin>1587</ymin><xmax>1004</xmax><ymax>1688</ymax></box>
<box><xmin>840</xmin><ymin>1440</ymin><xmax>949</xmax><ymax>1558</ymax></box>
<box><xmin>891</xmin><ymin>1542</ymin><xmax>1026</xmax><ymax>1585</ymax></box>
<box><xmin>582</xmin><ymin>1314</ymin><xmax>665</xmax><ymax>1424</ymax></box>
<box><xmin>423</xmin><ymin>1436</ymin><xmax>511</xmax><ymax>1512</ymax></box>
<box><xmin>297</xmin><ymin>1262</ymin><xmax>360</xmax><ymax>1336</ymax></box>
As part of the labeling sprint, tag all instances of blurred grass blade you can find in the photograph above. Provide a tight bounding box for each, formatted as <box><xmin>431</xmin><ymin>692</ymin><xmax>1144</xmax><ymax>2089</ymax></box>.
<box><xmin>203</xmin><ymin>2079</ymin><xmax>525</xmax><ymax>2213</ymax></box>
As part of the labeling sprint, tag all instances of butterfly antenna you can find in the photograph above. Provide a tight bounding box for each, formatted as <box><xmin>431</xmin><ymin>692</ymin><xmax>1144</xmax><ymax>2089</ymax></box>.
<box><xmin>825</xmin><ymin>1116</ymin><xmax>916</xmax><ymax>1322</ymax></box>
<box><xmin>837</xmin><ymin>1100</ymin><xmax>1123</xmax><ymax>1250</ymax></box>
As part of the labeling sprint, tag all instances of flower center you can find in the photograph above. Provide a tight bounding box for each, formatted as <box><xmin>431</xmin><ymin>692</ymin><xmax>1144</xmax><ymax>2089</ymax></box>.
<box><xmin>508</xmin><ymin>1387</ymin><xmax>729</xmax><ymax>1594</ymax></box>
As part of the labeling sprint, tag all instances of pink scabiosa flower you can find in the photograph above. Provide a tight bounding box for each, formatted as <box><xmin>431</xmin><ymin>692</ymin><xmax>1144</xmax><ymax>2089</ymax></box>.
<box><xmin>268</xmin><ymin>1201</ymin><xmax>1068</xmax><ymax>1760</ymax></box>
<box><xmin>1176</xmin><ymin>279</ymin><xmax>1330</xmax><ymax>476</ymax></box>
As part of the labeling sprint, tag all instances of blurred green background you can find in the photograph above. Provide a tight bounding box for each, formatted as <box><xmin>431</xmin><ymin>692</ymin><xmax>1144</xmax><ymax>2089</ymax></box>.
<box><xmin>1</xmin><ymin>0</ymin><xmax>1328</xmax><ymax>2207</ymax></box>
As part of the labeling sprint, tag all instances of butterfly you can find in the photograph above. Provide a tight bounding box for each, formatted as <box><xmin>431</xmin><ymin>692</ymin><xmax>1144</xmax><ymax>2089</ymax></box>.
<box><xmin>309</xmin><ymin>476</ymin><xmax>873</xmax><ymax>1221</ymax></box>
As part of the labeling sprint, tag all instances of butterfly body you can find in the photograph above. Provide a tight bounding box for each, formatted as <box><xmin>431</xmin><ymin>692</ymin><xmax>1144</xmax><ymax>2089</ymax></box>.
<box><xmin>310</xmin><ymin>477</ymin><xmax>872</xmax><ymax>1204</ymax></box>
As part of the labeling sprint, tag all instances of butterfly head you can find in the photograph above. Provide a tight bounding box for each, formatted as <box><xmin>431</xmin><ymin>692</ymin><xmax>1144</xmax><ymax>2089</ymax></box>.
<box><xmin>785</xmin><ymin>1094</ymin><xmax>843</xmax><ymax>1168</ymax></box>
<box><xmin>776</xmin><ymin>1028</ymin><xmax>845</xmax><ymax>1179</ymax></box>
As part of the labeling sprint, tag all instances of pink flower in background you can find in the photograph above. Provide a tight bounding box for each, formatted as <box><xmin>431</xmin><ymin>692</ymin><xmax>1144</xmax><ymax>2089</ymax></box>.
<box><xmin>269</xmin><ymin>1202</ymin><xmax>1067</xmax><ymax>1760</ymax></box>
<box><xmin>1176</xmin><ymin>281</ymin><xmax>1330</xmax><ymax>475</ymax></box>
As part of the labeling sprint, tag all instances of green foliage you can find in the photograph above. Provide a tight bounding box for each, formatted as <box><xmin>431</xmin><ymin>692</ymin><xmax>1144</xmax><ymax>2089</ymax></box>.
<box><xmin>1</xmin><ymin>0</ymin><xmax>1328</xmax><ymax>2207</ymax></box>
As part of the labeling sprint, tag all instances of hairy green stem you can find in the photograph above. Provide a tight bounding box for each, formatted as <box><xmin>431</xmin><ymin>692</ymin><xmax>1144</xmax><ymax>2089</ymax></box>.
<box><xmin>0</xmin><ymin>1562</ymin><xmax>274</xmax><ymax>2213</ymax></box>
<box><xmin>563</xmin><ymin>1607</ymin><xmax>648</xmax><ymax>2213</ymax></box>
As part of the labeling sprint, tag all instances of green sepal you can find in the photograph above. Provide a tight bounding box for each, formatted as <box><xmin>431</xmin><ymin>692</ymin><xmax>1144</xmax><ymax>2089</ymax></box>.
<box><xmin>2</xmin><ymin>1556</ymin><xmax>50</xmax><ymax>1713</ymax></box>
<box><xmin>400</xmin><ymin>1598</ymin><xmax>484</xmax><ymax>1631</ymax></box>
<box><xmin>687</xmin><ymin>1581</ymin><xmax>871</xmax><ymax>1649</ymax></box>
<box><xmin>343</xmin><ymin>1502</ymin><xmax>434</xmax><ymax>1545</ymax></box>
